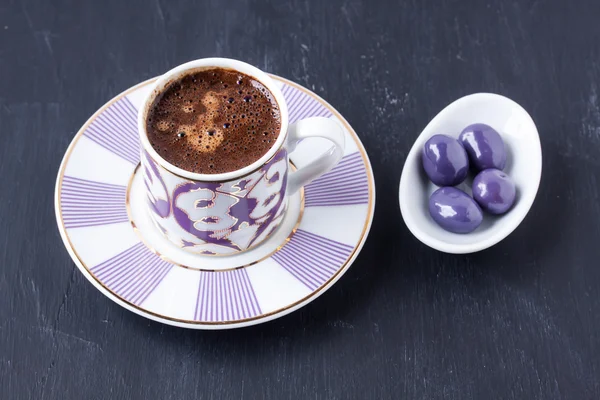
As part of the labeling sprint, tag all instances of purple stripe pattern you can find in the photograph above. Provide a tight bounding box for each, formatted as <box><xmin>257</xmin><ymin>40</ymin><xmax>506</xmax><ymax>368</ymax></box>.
<box><xmin>90</xmin><ymin>242</ymin><xmax>173</xmax><ymax>306</ymax></box>
<box><xmin>271</xmin><ymin>229</ymin><xmax>354</xmax><ymax>290</ymax></box>
<box><xmin>83</xmin><ymin>97</ymin><xmax>140</xmax><ymax>165</ymax></box>
<box><xmin>304</xmin><ymin>152</ymin><xmax>369</xmax><ymax>207</ymax></box>
<box><xmin>61</xmin><ymin>176</ymin><xmax>129</xmax><ymax>228</ymax></box>
<box><xmin>281</xmin><ymin>84</ymin><xmax>333</xmax><ymax>124</ymax></box>
<box><xmin>194</xmin><ymin>269</ymin><xmax>261</xmax><ymax>322</ymax></box>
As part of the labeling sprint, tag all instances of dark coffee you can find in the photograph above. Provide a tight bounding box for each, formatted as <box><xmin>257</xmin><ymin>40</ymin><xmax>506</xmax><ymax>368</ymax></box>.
<box><xmin>146</xmin><ymin>68</ymin><xmax>281</xmax><ymax>174</ymax></box>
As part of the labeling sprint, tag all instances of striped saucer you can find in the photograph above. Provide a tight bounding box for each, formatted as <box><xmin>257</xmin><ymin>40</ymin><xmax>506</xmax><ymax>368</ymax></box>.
<box><xmin>55</xmin><ymin>75</ymin><xmax>375</xmax><ymax>329</ymax></box>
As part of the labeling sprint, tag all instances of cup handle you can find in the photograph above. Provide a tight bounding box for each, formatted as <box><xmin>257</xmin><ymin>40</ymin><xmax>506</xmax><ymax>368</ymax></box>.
<box><xmin>286</xmin><ymin>117</ymin><xmax>345</xmax><ymax>194</ymax></box>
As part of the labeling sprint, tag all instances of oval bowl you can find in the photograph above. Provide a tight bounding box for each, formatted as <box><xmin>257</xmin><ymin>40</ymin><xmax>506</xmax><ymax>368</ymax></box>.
<box><xmin>399</xmin><ymin>93</ymin><xmax>542</xmax><ymax>254</ymax></box>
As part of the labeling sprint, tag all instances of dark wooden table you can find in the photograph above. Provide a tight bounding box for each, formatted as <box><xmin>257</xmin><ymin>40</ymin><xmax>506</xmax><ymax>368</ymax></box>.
<box><xmin>2</xmin><ymin>0</ymin><xmax>600</xmax><ymax>398</ymax></box>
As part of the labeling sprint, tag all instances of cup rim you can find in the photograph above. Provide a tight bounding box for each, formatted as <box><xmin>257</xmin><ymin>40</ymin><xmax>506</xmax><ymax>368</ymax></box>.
<box><xmin>137</xmin><ymin>58</ymin><xmax>289</xmax><ymax>182</ymax></box>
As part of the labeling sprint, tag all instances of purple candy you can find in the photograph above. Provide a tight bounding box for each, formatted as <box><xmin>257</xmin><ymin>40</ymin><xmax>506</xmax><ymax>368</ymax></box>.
<box><xmin>422</xmin><ymin>134</ymin><xmax>469</xmax><ymax>186</ymax></box>
<box><xmin>459</xmin><ymin>123</ymin><xmax>506</xmax><ymax>171</ymax></box>
<box><xmin>472</xmin><ymin>169</ymin><xmax>516</xmax><ymax>214</ymax></box>
<box><xmin>429</xmin><ymin>187</ymin><xmax>483</xmax><ymax>234</ymax></box>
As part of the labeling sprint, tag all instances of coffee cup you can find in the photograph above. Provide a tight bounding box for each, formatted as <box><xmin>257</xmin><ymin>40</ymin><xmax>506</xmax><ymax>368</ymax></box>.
<box><xmin>137</xmin><ymin>58</ymin><xmax>345</xmax><ymax>255</ymax></box>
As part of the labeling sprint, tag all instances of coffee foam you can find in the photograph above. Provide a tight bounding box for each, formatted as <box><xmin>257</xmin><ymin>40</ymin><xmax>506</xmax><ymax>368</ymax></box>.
<box><xmin>146</xmin><ymin>68</ymin><xmax>281</xmax><ymax>174</ymax></box>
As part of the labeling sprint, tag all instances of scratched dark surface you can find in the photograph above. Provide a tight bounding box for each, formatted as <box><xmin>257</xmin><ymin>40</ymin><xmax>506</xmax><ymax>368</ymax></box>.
<box><xmin>2</xmin><ymin>0</ymin><xmax>600</xmax><ymax>398</ymax></box>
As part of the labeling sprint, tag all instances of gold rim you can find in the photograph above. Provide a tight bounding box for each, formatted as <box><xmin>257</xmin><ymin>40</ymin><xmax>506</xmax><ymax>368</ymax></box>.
<box><xmin>55</xmin><ymin>75</ymin><xmax>375</xmax><ymax>327</ymax></box>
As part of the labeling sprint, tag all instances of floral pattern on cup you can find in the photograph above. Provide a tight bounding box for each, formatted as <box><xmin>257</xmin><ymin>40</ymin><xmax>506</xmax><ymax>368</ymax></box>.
<box><xmin>142</xmin><ymin>148</ymin><xmax>288</xmax><ymax>255</ymax></box>
<box><xmin>143</xmin><ymin>151</ymin><xmax>170</xmax><ymax>218</ymax></box>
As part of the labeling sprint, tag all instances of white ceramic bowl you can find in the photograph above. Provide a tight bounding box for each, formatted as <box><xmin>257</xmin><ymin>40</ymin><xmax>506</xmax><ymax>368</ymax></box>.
<box><xmin>399</xmin><ymin>93</ymin><xmax>542</xmax><ymax>254</ymax></box>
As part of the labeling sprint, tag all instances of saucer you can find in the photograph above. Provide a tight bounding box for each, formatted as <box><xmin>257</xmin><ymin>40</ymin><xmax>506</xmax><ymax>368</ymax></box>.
<box><xmin>55</xmin><ymin>75</ymin><xmax>375</xmax><ymax>329</ymax></box>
